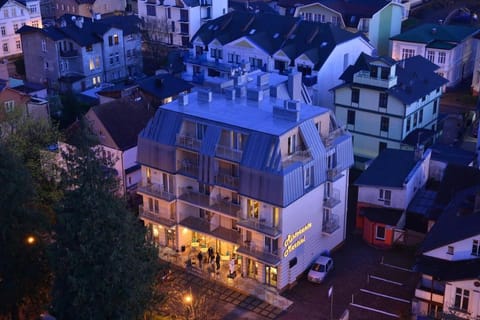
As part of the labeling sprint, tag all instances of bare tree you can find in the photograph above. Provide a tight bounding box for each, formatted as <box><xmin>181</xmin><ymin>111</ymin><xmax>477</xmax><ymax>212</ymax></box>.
<box><xmin>141</xmin><ymin>17</ymin><xmax>171</xmax><ymax>71</ymax></box>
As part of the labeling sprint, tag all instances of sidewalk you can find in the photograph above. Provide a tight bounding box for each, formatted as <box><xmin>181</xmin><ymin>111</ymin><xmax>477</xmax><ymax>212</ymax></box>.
<box><xmin>158</xmin><ymin>246</ymin><xmax>293</xmax><ymax>313</ymax></box>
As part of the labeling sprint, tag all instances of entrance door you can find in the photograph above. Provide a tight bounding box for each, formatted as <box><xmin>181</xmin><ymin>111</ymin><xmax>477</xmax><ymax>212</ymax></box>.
<box><xmin>265</xmin><ymin>266</ymin><xmax>277</xmax><ymax>287</ymax></box>
<box><xmin>246</xmin><ymin>258</ymin><xmax>257</xmax><ymax>279</ymax></box>
<box><xmin>166</xmin><ymin>228</ymin><xmax>175</xmax><ymax>248</ymax></box>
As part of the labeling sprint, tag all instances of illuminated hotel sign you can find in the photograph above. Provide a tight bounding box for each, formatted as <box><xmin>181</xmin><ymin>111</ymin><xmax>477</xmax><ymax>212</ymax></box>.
<box><xmin>283</xmin><ymin>222</ymin><xmax>312</xmax><ymax>258</ymax></box>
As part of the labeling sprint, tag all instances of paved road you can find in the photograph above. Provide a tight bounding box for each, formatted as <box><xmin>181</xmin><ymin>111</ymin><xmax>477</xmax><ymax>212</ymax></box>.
<box><xmin>279</xmin><ymin>235</ymin><xmax>417</xmax><ymax>320</ymax></box>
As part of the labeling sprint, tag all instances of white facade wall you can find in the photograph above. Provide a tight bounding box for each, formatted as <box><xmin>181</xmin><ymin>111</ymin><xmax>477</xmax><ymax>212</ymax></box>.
<box><xmin>314</xmin><ymin>39</ymin><xmax>374</xmax><ymax>108</ymax></box>
<box><xmin>444</xmin><ymin>279</ymin><xmax>480</xmax><ymax>318</ymax></box>
<box><xmin>358</xmin><ymin>186</ymin><xmax>406</xmax><ymax>209</ymax></box>
<box><xmin>222</xmin><ymin>37</ymin><xmax>270</xmax><ymax>70</ymax></box>
<box><xmin>471</xmin><ymin>40</ymin><xmax>480</xmax><ymax>94</ymax></box>
<box><xmin>0</xmin><ymin>0</ymin><xmax>41</xmax><ymax>58</ymax></box>
<box><xmin>404</xmin><ymin>150</ymin><xmax>430</xmax><ymax>204</ymax></box>
<box><xmin>424</xmin><ymin>235</ymin><xmax>480</xmax><ymax>261</ymax></box>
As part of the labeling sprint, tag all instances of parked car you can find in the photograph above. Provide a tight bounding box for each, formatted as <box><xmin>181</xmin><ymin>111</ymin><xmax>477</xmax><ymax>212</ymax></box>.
<box><xmin>307</xmin><ymin>255</ymin><xmax>334</xmax><ymax>283</ymax></box>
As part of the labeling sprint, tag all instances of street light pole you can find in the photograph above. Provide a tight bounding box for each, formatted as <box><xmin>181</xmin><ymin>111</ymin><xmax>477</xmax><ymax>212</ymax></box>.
<box><xmin>329</xmin><ymin>286</ymin><xmax>334</xmax><ymax>320</ymax></box>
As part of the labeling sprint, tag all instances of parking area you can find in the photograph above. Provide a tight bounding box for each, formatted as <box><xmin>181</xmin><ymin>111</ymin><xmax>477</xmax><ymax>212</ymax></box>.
<box><xmin>279</xmin><ymin>234</ymin><xmax>418</xmax><ymax>320</ymax></box>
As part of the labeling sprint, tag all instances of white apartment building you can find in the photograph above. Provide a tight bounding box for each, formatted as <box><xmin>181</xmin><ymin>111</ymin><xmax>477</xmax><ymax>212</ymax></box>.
<box><xmin>1</xmin><ymin>0</ymin><xmax>41</xmax><ymax>59</ymax></box>
<box><xmin>136</xmin><ymin>71</ymin><xmax>353</xmax><ymax>292</ymax></box>
<box><xmin>138</xmin><ymin>0</ymin><xmax>227</xmax><ymax>47</ymax></box>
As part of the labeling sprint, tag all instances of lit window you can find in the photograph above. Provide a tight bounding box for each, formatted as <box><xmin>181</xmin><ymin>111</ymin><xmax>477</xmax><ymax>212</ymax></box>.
<box><xmin>113</xmin><ymin>34</ymin><xmax>119</xmax><ymax>45</ymax></box>
<box><xmin>89</xmin><ymin>58</ymin><xmax>95</xmax><ymax>70</ymax></box>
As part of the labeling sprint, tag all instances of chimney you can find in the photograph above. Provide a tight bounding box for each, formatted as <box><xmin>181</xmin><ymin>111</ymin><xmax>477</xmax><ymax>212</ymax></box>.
<box><xmin>288</xmin><ymin>70</ymin><xmax>302</xmax><ymax>101</ymax></box>
<box><xmin>475</xmin><ymin>192</ymin><xmax>480</xmax><ymax>213</ymax></box>
<box><xmin>197</xmin><ymin>89</ymin><xmax>212</xmax><ymax>102</ymax></box>
<box><xmin>178</xmin><ymin>92</ymin><xmax>188</xmax><ymax>106</ymax></box>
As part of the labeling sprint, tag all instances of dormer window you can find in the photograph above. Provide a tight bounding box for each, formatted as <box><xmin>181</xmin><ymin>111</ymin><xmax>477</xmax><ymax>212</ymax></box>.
<box><xmin>380</xmin><ymin>67</ymin><xmax>390</xmax><ymax>80</ymax></box>
<box><xmin>369</xmin><ymin>65</ymin><xmax>378</xmax><ymax>78</ymax></box>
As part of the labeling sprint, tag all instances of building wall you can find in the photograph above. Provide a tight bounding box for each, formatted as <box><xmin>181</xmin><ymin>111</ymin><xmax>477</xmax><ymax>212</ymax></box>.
<box><xmin>424</xmin><ymin>235</ymin><xmax>480</xmax><ymax>261</ymax></box>
<box><xmin>358</xmin><ymin>187</ymin><xmax>406</xmax><ymax>210</ymax></box>
<box><xmin>0</xmin><ymin>0</ymin><xmax>42</xmax><ymax>59</ymax></box>
<box><xmin>471</xmin><ymin>40</ymin><xmax>480</xmax><ymax>95</ymax></box>
<box><xmin>102</xmin><ymin>27</ymin><xmax>126</xmax><ymax>82</ymax></box>
<box><xmin>314</xmin><ymin>39</ymin><xmax>374</xmax><ymax>108</ymax></box>
<box><xmin>362</xmin><ymin>219</ymin><xmax>395</xmax><ymax>248</ymax></box>
<box><xmin>91</xmin><ymin>0</ymin><xmax>126</xmax><ymax>15</ymax></box>
<box><xmin>293</xmin><ymin>3</ymin><xmax>343</xmax><ymax>27</ymax></box>
<box><xmin>444</xmin><ymin>279</ymin><xmax>480</xmax><ymax>318</ymax></box>
<box><xmin>369</xmin><ymin>3</ymin><xmax>404</xmax><ymax>56</ymax></box>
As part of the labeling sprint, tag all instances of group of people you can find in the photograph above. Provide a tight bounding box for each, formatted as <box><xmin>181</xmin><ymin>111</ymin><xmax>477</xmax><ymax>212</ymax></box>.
<box><xmin>196</xmin><ymin>247</ymin><xmax>221</xmax><ymax>273</ymax></box>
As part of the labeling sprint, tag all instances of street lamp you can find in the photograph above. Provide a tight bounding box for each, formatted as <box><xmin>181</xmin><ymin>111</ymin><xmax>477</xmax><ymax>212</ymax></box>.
<box><xmin>184</xmin><ymin>288</ymin><xmax>195</xmax><ymax>320</ymax></box>
<box><xmin>26</xmin><ymin>235</ymin><xmax>36</xmax><ymax>245</ymax></box>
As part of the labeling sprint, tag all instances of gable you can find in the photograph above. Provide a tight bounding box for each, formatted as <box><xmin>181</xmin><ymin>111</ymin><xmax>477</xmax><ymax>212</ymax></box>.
<box><xmin>210</xmin><ymin>39</ymin><xmax>221</xmax><ymax>47</ymax></box>
<box><xmin>295</xmin><ymin>54</ymin><xmax>313</xmax><ymax>65</ymax></box>
<box><xmin>230</xmin><ymin>38</ymin><xmax>257</xmax><ymax>49</ymax></box>
<box><xmin>295</xmin><ymin>3</ymin><xmax>340</xmax><ymax>17</ymax></box>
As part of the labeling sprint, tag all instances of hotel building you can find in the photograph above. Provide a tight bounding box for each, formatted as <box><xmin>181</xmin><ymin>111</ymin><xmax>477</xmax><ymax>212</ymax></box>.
<box><xmin>136</xmin><ymin>72</ymin><xmax>353</xmax><ymax>291</ymax></box>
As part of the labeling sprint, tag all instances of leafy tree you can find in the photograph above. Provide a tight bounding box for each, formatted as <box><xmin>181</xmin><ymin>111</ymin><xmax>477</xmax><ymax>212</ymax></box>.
<box><xmin>51</xmin><ymin>120</ymin><xmax>159</xmax><ymax>319</ymax></box>
<box><xmin>4</xmin><ymin>118</ymin><xmax>63</xmax><ymax>223</ymax></box>
<box><xmin>0</xmin><ymin>143</ymin><xmax>51</xmax><ymax>320</ymax></box>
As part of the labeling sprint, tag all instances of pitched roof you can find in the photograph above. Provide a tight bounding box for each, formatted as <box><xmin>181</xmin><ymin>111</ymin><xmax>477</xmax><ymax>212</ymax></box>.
<box><xmin>91</xmin><ymin>98</ymin><xmax>155</xmax><ymax>150</ymax></box>
<box><xmin>361</xmin><ymin>207</ymin><xmax>403</xmax><ymax>225</ymax></box>
<box><xmin>429</xmin><ymin>143</ymin><xmax>475</xmax><ymax>166</ymax></box>
<box><xmin>336</xmin><ymin>53</ymin><xmax>448</xmax><ymax>105</ymax></box>
<box><xmin>390</xmin><ymin>23</ymin><xmax>480</xmax><ymax>46</ymax></box>
<box><xmin>415</xmin><ymin>256</ymin><xmax>480</xmax><ymax>281</ymax></box>
<box><xmin>137</xmin><ymin>74</ymin><xmax>193</xmax><ymax>100</ymax></box>
<box><xmin>18</xmin><ymin>14</ymin><xmax>141</xmax><ymax>47</ymax></box>
<box><xmin>277</xmin><ymin>0</ymin><xmax>391</xmax><ymax>27</ymax></box>
<box><xmin>355</xmin><ymin>148</ymin><xmax>420</xmax><ymax>188</ymax></box>
<box><xmin>193</xmin><ymin>11</ymin><xmax>365</xmax><ymax>71</ymax></box>
<box><xmin>418</xmin><ymin>165</ymin><xmax>480</xmax><ymax>253</ymax></box>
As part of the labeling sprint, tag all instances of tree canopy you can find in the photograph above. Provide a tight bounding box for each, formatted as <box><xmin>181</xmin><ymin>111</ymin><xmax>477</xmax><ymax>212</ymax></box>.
<box><xmin>51</xmin><ymin>121</ymin><xmax>159</xmax><ymax>319</ymax></box>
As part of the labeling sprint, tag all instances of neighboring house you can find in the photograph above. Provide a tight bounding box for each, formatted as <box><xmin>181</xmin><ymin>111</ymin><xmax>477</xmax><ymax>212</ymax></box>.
<box><xmin>0</xmin><ymin>79</ymin><xmax>49</xmax><ymax>137</ymax></box>
<box><xmin>277</xmin><ymin>0</ymin><xmax>406</xmax><ymax>56</ymax></box>
<box><xmin>412</xmin><ymin>165</ymin><xmax>480</xmax><ymax>319</ymax></box>
<box><xmin>136</xmin><ymin>72</ymin><xmax>353</xmax><ymax>292</ymax></box>
<box><xmin>84</xmin><ymin>97</ymin><xmax>155</xmax><ymax>195</ymax></box>
<box><xmin>471</xmin><ymin>33</ymin><xmax>480</xmax><ymax>95</ymax></box>
<box><xmin>0</xmin><ymin>0</ymin><xmax>41</xmax><ymax>59</ymax></box>
<box><xmin>40</xmin><ymin>0</ymin><xmax>126</xmax><ymax>20</ymax></box>
<box><xmin>17</xmin><ymin>14</ymin><xmax>142</xmax><ymax>92</ymax></box>
<box><xmin>390</xmin><ymin>23</ymin><xmax>480</xmax><ymax>88</ymax></box>
<box><xmin>428</xmin><ymin>143</ymin><xmax>476</xmax><ymax>183</ymax></box>
<box><xmin>138</xmin><ymin>0</ymin><xmax>228</xmax><ymax>48</ymax></box>
<box><xmin>96</xmin><ymin>73</ymin><xmax>193</xmax><ymax>106</ymax></box>
<box><xmin>187</xmin><ymin>11</ymin><xmax>374</xmax><ymax>108</ymax></box>
<box><xmin>355</xmin><ymin>148</ymin><xmax>430</xmax><ymax>248</ymax></box>
<box><xmin>332</xmin><ymin>53</ymin><xmax>448</xmax><ymax>162</ymax></box>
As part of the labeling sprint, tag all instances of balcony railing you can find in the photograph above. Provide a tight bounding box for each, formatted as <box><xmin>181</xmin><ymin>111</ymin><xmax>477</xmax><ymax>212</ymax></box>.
<box><xmin>176</xmin><ymin>133</ymin><xmax>201</xmax><ymax>151</ymax></box>
<box><xmin>137</xmin><ymin>182</ymin><xmax>176</xmax><ymax>201</ymax></box>
<box><xmin>214</xmin><ymin>172</ymin><xmax>239</xmax><ymax>189</ymax></box>
<box><xmin>138</xmin><ymin>205</ymin><xmax>176</xmax><ymax>227</ymax></box>
<box><xmin>215</xmin><ymin>144</ymin><xmax>243</xmax><ymax>162</ymax></box>
<box><xmin>60</xmin><ymin>49</ymin><xmax>79</xmax><ymax>57</ymax></box>
<box><xmin>179</xmin><ymin>215</ymin><xmax>240</xmax><ymax>244</ymax></box>
<box><xmin>414</xmin><ymin>287</ymin><xmax>444</xmax><ymax>304</ymax></box>
<box><xmin>322</xmin><ymin>213</ymin><xmax>340</xmax><ymax>234</ymax></box>
<box><xmin>236</xmin><ymin>218</ymin><xmax>281</xmax><ymax>238</ymax></box>
<box><xmin>236</xmin><ymin>241</ymin><xmax>281</xmax><ymax>265</ymax></box>
<box><xmin>327</xmin><ymin>166</ymin><xmax>342</xmax><ymax>181</ymax></box>
<box><xmin>321</xmin><ymin>127</ymin><xmax>344</xmax><ymax>148</ymax></box>
<box><xmin>178</xmin><ymin>188</ymin><xmax>241</xmax><ymax>218</ymax></box>
<box><xmin>282</xmin><ymin>148</ymin><xmax>312</xmax><ymax>167</ymax></box>
<box><xmin>177</xmin><ymin>159</ymin><xmax>199</xmax><ymax>178</ymax></box>
<box><xmin>353</xmin><ymin>70</ymin><xmax>397</xmax><ymax>89</ymax></box>
<box><xmin>323</xmin><ymin>188</ymin><xmax>341</xmax><ymax>208</ymax></box>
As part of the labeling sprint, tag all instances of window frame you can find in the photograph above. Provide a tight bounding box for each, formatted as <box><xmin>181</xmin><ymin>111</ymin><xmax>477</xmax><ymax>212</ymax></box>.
<box><xmin>375</xmin><ymin>225</ymin><xmax>386</xmax><ymax>240</ymax></box>
<box><xmin>351</xmin><ymin>88</ymin><xmax>359</xmax><ymax>103</ymax></box>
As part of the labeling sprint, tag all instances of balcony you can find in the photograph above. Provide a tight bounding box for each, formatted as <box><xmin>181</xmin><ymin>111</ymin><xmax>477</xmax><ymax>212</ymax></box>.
<box><xmin>214</xmin><ymin>172</ymin><xmax>239</xmax><ymax>190</ymax></box>
<box><xmin>184</xmin><ymin>54</ymin><xmax>235</xmax><ymax>73</ymax></box>
<box><xmin>237</xmin><ymin>219</ymin><xmax>281</xmax><ymax>238</ymax></box>
<box><xmin>282</xmin><ymin>148</ymin><xmax>312</xmax><ymax>167</ymax></box>
<box><xmin>327</xmin><ymin>166</ymin><xmax>342</xmax><ymax>181</ymax></box>
<box><xmin>353</xmin><ymin>70</ymin><xmax>397</xmax><ymax>89</ymax></box>
<box><xmin>138</xmin><ymin>205</ymin><xmax>176</xmax><ymax>227</ymax></box>
<box><xmin>323</xmin><ymin>188</ymin><xmax>341</xmax><ymax>208</ymax></box>
<box><xmin>137</xmin><ymin>182</ymin><xmax>176</xmax><ymax>202</ymax></box>
<box><xmin>321</xmin><ymin>128</ymin><xmax>344</xmax><ymax>148</ymax></box>
<box><xmin>179</xmin><ymin>215</ymin><xmax>240</xmax><ymax>244</ymax></box>
<box><xmin>178</xmin><ymin>188</ymin><xmax>241</xmax><ymax>218</ymax></box>
<box><xmin>177</xmin><ymin>159</ymin><xmax>199</xmax><ymax>178</ymax></box>
<box><xmin>322</xmin><ymin>213</ymin><xmax>340</xmax><ymax>234</ymax></box>
<box><xmin>215</xmin><ymin>144</ymin><xmax>243</xmax><ymax>162</ymax></box>
<box><xmin>236</xmin><ymin>241</ymin><xmax>281</xmax><ymax>266</ymax></box>
<box><xmin>176</xmin><ymin>133</ymin><xmax>201</xmax><ymax>151</ymax></box>
<box><xmin>59</xmin><ymin>49</ymin><xmax>79</xmax><ymax>58</ymax></box>
<box><xmin>414</xmin><ymin>286</ymin><xmax>444</xmax><ymax>304</ymax></box>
